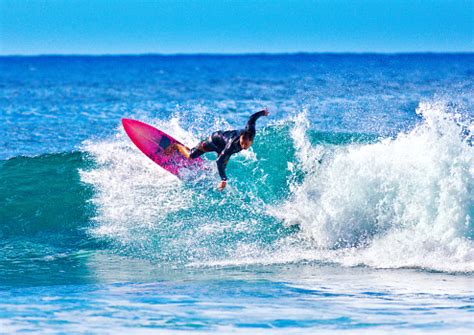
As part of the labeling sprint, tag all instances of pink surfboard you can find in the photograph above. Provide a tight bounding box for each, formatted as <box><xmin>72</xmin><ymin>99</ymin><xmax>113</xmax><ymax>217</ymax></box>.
<box><xmin>122</xmin><ymin>118</ymin><xmax>203</xmax><ymax>176</ymax></box>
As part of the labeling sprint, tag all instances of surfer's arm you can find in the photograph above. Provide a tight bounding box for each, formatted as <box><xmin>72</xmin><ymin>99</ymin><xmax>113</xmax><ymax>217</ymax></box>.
<box><xmin>216</xmin><ymin>150</ymin><xmax>230</xmax><ymax>181</ymax></box>
<box><xmin>216</xmin><ymin>152</ymin><xmax>231</xmax><ymax>191</ymax></box>
<box><xmin>246</xmin><ymin>108</ymin><xmax>269</xmax><ymax>129</ymax></box>
<box><xmin>216</xmin><ymin>136</ymin><xmax>236</xmax><ymax>182</ymax></box>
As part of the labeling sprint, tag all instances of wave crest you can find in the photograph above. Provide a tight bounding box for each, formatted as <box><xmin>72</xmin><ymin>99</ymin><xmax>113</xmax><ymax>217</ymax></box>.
<box><xmin>272</xmin><ymin>101</ymin><xmax>473</xmax><ymax>272</ymax></box>
<box><xmin>79</xmin><ymin>101</ymin><xmax>473</xmax><ymax>272</ymax></box>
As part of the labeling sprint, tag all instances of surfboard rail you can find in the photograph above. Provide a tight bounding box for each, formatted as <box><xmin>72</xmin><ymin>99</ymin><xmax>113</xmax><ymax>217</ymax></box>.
<box><xmin>122</xmin><ymin>118</ymin><xmax>203</xmax><ymax>176</ymax></box>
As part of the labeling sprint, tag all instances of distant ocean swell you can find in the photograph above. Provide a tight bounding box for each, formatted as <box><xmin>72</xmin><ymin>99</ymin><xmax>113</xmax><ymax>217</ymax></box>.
<box><xmin>1</xmin><ymin>101</ymin><xmax>472</xmax><ymax>273</ymax></box>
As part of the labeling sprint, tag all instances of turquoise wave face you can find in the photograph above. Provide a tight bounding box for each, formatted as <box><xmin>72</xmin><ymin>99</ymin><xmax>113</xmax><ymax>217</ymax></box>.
<box><xmin>0</xmin><ymin>152</ymin><xmax>93</xmax><ymax>237</ymax></box>
<box><xmin>1</xmin><ymin>102</ymin><xmax>473</xmax><ymax>288</ymax></box>
<box><xmin>0</xmin><ymin>125</ymin><xmax>376</xmax><ymax>240</ymax></box>
<box><xmin>0</xmin><ymin>105</ymin><xmax>473</xmax><ymax>284</ymax></box>
<box><xmin>80</xmin><ymin>107</ymin><xmax>474</xmax><ymax>273</ymax></box>
<box><xmin>0</xmin><ymin>123</ymin><xmax>379</xmax><ymax>285</ymax></box>
<box><xmin>0</xmin><ymin>152</ymin><xmax>97</xmax><ymax>286</ymax></box>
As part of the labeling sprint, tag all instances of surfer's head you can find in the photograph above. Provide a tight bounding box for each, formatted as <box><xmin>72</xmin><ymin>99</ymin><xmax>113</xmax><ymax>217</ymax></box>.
<box><xmin>240</xmin><ymin>131</ymin><xmax>253</xmax><ymax>150</ymax></box>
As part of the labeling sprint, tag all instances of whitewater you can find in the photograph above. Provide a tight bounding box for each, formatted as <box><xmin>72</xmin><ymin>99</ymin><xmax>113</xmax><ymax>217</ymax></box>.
<box><xmin>78</xmin><ymin>100</ymin><xmax>473</xmax><ymax>273</ymax></box>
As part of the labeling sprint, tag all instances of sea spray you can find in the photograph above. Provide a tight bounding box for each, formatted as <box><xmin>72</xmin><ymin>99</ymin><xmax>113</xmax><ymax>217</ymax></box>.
<box><xmin>79</xmin><ymin>116</ymin><xmax>293</xmax><ymax>263</ymax></box>
<box><xmin>79</xmin><ymin>118</ymin><xmax>197</xmax><ymax>259</ymax></box>
<box><xmin>79</xmin><ymin>101</ymin><xmax>473</xmax><ymax>272</ymax></box>
<box><xmin>274</xmin><ymin>101</ymin><xmax>473</xmax><ymax>272</ymax></box>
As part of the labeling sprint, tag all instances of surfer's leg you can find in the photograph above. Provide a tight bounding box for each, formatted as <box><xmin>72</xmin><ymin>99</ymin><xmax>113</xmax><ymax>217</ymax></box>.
<box><xmin>174</xmin><ymin>143</ymin><xmax>191</xmax><ymax>159</ymax></box>
<box><xmin>189</xmin><ymin>137</ymin><xmax>218</xmax><ymax>159</ymax></box>
<box><xmin>189</xmin><ymin>147</ymin><xmax>205</xmax><ymax>159</ymax></box>
<box><xmin>189</xmin><ymin>142</ymin><xmax>208</xmax><ymax>159</ymax></box>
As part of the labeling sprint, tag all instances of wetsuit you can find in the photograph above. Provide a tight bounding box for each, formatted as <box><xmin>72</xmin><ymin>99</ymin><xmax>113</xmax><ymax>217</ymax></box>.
<box><xmin>189</xmin><ymin>110</ymin><xmax>266</xmax><ymax>181</ymax></box>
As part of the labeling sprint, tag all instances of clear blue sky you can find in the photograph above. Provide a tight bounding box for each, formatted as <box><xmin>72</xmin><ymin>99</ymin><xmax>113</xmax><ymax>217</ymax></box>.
<box><xmin>1</xmin><ymin>0</ymin><xmax>473</xmax><ymax>55</ymax></box>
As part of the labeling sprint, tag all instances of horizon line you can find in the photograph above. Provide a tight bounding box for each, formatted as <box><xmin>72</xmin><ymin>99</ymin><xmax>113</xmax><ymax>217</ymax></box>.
<box><xmin>1</xmin><ymin>51</ymin><xmax>473</xmax><ymax>57</ymax></box>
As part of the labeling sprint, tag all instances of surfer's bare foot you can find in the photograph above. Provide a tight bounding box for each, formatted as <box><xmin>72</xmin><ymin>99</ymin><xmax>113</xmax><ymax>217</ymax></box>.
<box><xmin>218</xmin><ymin>180</ymin><xmax>227</xmax><ymax>191</ymax></box>
<box><xmin>174</xmin><ymin>143</ymin><xmax>191</xmax><ymax>159</ymax></box>
<box><xmin>164</xmin><ymin>143</ymin><xmax>177</xmax><ymax>156</ymax></box>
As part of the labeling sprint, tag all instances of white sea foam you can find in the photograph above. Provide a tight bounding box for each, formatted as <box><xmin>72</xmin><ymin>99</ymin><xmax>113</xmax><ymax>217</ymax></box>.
<box><xmin>79</xmin><ymin>117</ymin><xmax>199</xmax><ymax>245</ymax></box>
<box><xmin>271</xmin><ymin>100</ymin><xmax>474</xmax><ymax>272</ymax></box>
<box><xmin>80</xmin><ymin>103</ymin><xmax>473</xmax><ymax>272</ymax></box>
<box><xmin>79</xmin><ymin>112</ymin><xmax>257</xmax><ymax>261</ymax></box>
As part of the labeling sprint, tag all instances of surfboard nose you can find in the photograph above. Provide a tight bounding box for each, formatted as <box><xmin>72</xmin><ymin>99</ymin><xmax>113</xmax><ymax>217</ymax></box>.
<box><xmin>122</xmin><ymin>118</ymin><xmax>149</xmax><ymax>127</ymax></box>
<box><xmin>122</xmin><ymin>118</ymin><xmax>143</xmax><ymax>133</ymax></box>
<box><xmin>122</xmin><ymin>118</ymin><xmax>134</xmax><ymax>127</ymax></box>
<box><xmin>122</xmin><ymin>118</ymin><xmax>141</xmax><ymax>138</ymax></box>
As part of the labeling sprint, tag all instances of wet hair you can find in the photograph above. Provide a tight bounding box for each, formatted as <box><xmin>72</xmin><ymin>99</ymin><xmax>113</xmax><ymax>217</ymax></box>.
<box><xmin>241</xmin><ymin>130</ymin><xmax>254</xmax><ymax>142</ymax></box>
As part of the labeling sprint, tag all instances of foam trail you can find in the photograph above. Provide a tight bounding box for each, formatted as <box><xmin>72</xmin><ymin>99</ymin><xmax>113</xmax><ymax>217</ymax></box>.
<box><xmin>80</xmin><ymin>103</ymin><xmax>473</xmax><ymax>272</ymax></box>
<box><xmin>79</xmin><ymin>117</ymin><xmax>198</xmax><ymax>246</ymax></box>
<box><xmin>273</xmin><ymin>101</ymin><xmax>473</xmax><ymax>272</ymax></box>
<box><xmin>79</xmin><ymin>113</ymin><xmax>291</xmax><ymax>263</ymax></box>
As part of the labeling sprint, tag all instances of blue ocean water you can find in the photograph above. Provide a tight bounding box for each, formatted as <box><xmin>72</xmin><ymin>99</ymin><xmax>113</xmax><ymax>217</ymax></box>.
<box><xmin>0</xmin><ymin>54</ymin><xmax>473</xmax><ymax>334</ymax></box>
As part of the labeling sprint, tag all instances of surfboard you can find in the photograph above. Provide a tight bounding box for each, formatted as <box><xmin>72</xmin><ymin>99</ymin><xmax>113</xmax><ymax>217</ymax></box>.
<box><xmin>122</xmin><ymin>118</ymin><xmax>203</xmax><ymax>176</ymax></box>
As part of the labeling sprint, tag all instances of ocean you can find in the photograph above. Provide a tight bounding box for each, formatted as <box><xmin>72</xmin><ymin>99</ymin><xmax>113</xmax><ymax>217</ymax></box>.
<box><xmin>0</xmin><ymin>54</ymin><xmax>473</xmax><ymax>334</ymax></box>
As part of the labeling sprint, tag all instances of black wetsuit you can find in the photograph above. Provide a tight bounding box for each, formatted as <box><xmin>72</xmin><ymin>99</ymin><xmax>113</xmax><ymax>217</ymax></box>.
<box><xmin>189</xmin><ymin>110</ymin><xmax>266</xmax><ymax>181</ymax></box>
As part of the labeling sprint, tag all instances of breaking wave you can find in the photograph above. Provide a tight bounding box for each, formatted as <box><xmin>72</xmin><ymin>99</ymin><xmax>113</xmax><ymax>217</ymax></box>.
<box><xmin>77</xmin><ymin>100</ymin><xmax>473</xmax><ymax>272</ymax></box>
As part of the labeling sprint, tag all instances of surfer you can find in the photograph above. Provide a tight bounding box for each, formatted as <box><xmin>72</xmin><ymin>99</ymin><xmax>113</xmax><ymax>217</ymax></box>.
<box><xmin>169</xmin><ymin>108</ymin><xmax>269</xmax><ymax>190</ymax></box>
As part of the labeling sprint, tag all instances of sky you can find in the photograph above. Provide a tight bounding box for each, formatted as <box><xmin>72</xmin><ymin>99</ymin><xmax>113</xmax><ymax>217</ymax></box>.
<box><xmin>0</xmin><ymin>0</ymin><xmax>473</xmax><ymax>55</ymax></box>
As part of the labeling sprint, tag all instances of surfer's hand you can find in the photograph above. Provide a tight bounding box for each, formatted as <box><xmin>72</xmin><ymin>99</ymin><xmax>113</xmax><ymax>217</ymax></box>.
<box><xmin>263</xmin><ymin>107</ymin><xmax>269</xmax><ymax>116</ymax></box>
<box><xmin>218</xmin><ymin>180</ymin><xmax>227</xmax><ymax>191</ymax></box>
